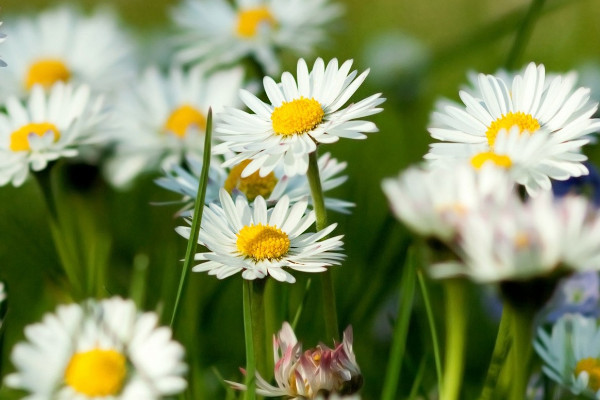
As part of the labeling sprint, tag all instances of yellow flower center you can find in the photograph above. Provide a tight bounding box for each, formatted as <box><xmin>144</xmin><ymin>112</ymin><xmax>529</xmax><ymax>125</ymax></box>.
<box><xmin>224</xmin><ymin>160</ymin><xmax>279</xmax><ymax>202</ymax></box>
<box><xmin>236</xmin><ymin>7</ymin><xmax>276</xmax><ymax>38</ymax></box>
<box><xmin>575</xmin><ymin>358</ymin><xmax>600</xmax><ymax>391</ymax></box>
<box><xmin>64</xmin><ymin>348</ymin><xmax>127</xmax><ymax>396</ymax></box>
<box><xmin>271</xmin><ymin>97</ymin><xmax>324</xmax><ymax>136</ymax></box>
<box><xmin>470</xmin><ymin>152</ymin><xmax>512</xmax><ymax>169</ymax></box>
<box><xmin>10</xmin><ymin>122</ymin><xmax>60</xmax><ymax>152</ymax></box>
<box><xmin>164</xmin><ymin>104</ymin><xmax>206</xmax><ymax>138</ymax></box>
<box><xmin>236</xmin><ymin>224</ymin><xmax>290</xmax><ymax>261</ymax></box>
<box><xmin>25</xmin><ymin>59</ymin><xmax>71</xmax><ymax>90</ymax></box>
<box><xmin>485</xmin><ymin>112</ymin><xmax>540</xmax><ymax>147</ymax></box>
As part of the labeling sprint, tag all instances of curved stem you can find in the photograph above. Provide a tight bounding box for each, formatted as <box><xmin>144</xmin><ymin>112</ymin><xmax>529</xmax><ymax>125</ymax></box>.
<box><xmin>170</xmin><ymin>109</ymin><xmax>213</xmax><ymax>330</ymax></box>
<box><xmin>306</xmin><ymin>150</ymin><xmax>339</xmax><ymax>342</ymax></box>
<box><xmin>478</xmin><ymin>308</ymin><xmax>512</xmax><ymax>400</ymax></box>
<box><xmin>505</xmin><ymin>0</ymin><xmax>547</xmax><ymax>69</ymax></box>
<box><xmin>442</xmin><ymin>279</ymin><xmax>468</xmax><ymax>400</ymax></box>
<box><xmin>243</xmin><ymin>280</ymin><xmax>256</xmax><ymax>400</ymax></box>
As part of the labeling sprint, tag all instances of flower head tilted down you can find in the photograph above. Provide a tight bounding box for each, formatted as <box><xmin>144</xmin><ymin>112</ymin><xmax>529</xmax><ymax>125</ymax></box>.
<box><xmin>214</xmin><ymin>57</ymin><xmax>385</xmax><ymax>178</ymax></box>
<box><xmin>4</xmin><ymin>297</ymin><xmax>187</xmax><ymax>399</ymax></box>
<box><xmin>229</xmin><ymin>322</ymin><xmax>362</xmax><ymax>398</ymax></box>
<box><xmin>176</xmin><ymin>189</ymin><xmax>345</xmax><ymax>282</ymax></box>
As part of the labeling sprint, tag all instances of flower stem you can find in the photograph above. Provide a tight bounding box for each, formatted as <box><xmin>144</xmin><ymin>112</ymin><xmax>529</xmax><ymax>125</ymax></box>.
<box><xmin>306</xmin><ymin>150</ymin><xmax>339</xmax><ymax>342</ymax></box>
<box><xmin>243</xmin><ymin>280</ymin><xmax>256</xmax><ymax>400</ymax></box>
<box><xmin>478</xmin><ymin>308</ymin><xmax>512</xmax><ymax>400</ymax></box>
<box><xmin>251</xmin><ymin>279</ymin><xmax>267</xmax><ymax>378</ymax></box>
<box><xmin>505</xmin><ymin>0</ymin><xmax>547</xmax><ymax>69</ymax></box>
<box><xmin>34</xmin><ymin>164</ymin><xmax>58</xmax><ymax>222</ymax></box>
<box><xmin>170</xmin><ymin>108</ymin><xmax>213</xmax><ymax>330</ymax></box>
<box><xmin>442</xmin><ymin>279</ymin><xmax>468</xmax><ymax>400</ymax></box>
<box><xmin>507</xmin><ymin>304</ymin><xmax>534</xmax><ymax>400</ymax></box>
<box><xmin>418</xmin><ymin>270</ymin><xmax>443</xmax><ymax>395</ymax></box>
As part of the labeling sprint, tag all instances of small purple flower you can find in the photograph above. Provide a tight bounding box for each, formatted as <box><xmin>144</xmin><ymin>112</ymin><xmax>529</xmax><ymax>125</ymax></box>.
<box><xmin>543</xmin><ymin>271</ymin><xmax>600</xmax><ymax>322</ymax></box>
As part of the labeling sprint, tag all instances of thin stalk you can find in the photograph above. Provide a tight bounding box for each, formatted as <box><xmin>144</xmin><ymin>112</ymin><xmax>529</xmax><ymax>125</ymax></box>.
<box><xmin>243</xmin><ymin>280</ymin><xmax>256</xmax><ymax>400</ymax></box>
<box><xmin>251</xmin><ymin>279</ymin><xmax>267</xmax><ymax>378</ymax></box>
<box><xmin>306</xmin><ymin>150</ymin><xmax>339</xmax><ymax>342</ymax></box>
<box><xmin>34</xmin><ymin>164</ymin><xmax>58</xmax><ymax>222</ymax></box>
<box><xmin>170</xmin><ymin>109</ymin><xmax>213</xmax><ymax>329</ymax></box>
<box><xmin>381</xmin><ymin>246</ymin><xmax>417</xmax><ymax>400</ymax></box>
<box><xmin>505</xmin><ymin>0</ymin><xmax>547</xmax><ymax>69</ymax></box>
<box><xmin>408</xmin><ymin>356</ymin><xmax>429</xmax><ymax>400</ymax></box>
<box><xmin>417</xmin><ymin>270</ymin><xmax>443</xmax><ymax>395</ymax></box>
<box><xmin>478</xmin><ymin>308</ymin><xmax>512</xmax><ymax>400</ymax></box>
<box><xmin>291</xmin><ymin>278</ymin><xmax>312</xmax><ymax>330</ymax></box>
<box><xmin>508</xmin><ymin>305</ymin><xmax>534</xmax><ymax>400</ymax></box>
<box><xmin>442</xmin><ymin>279</ymin><xmax>468</xmax><ymax>400</ymax></box>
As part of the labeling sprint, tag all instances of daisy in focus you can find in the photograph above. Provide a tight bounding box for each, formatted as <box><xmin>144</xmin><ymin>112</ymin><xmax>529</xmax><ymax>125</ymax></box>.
<box><xmin>172</xmin><ymin>0</ymin><xmax>343</xmax><ymax>75</ymax></box>
<box><xmin>426</xmin><ymin>62</ymin><xmax>600</xmax><ymax>194</ymax></box>
<box><xmin>215</xmin><ymin>57</ymin><xmax>385</xmax><ymax>177</ymax></box>
<box><xmin>105</xmin><ymin>65</ymin><xmax>244</xmax><ymax>188</ymax></box>
<box><xmin>0</xmin><ymin>83</ymin><xmax>108</xmax><ymax>187</ymax></box>
<box><xmin>535</xmin><ymin>313</ymin><xmax>600</xmax><ymax>399</ymax></box>
<box><xmin>156</xmin><ymin>152</ymin><xmax>353</xmax><ymax>214</ymax></box>
<box><xmin>4</xmin><ymin>297</ymin><xmax>187</xmax><ymax>399</ymax></box>
<box><xmin>0</xmin><ymin>6</ymin><xmax>135</xmax><ymax>100</ymax></box>
<box><xmin>228</xmin><ymin>322</ymin><xmax>362</xmax><ymax>398</ymax></box>
<box><xmin>176</xmin><ymin>189</ymin><xmax>344</xmax><ymax>282</ymax></box>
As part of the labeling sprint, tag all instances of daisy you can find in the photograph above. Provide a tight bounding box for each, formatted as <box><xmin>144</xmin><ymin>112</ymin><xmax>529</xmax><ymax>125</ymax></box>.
<box><xmin>535</xmin><ymin>313</ymin><xmax>600</xmax><ymax>399</ymax></box>
<box><xmin>0</xmin><ymin>82</ymin><xmax>108</xmax><ymax>187</ymax></box>
<box><xmin>156</xmin><ymin>152</ymin><xmax>353</xmax><ymax>214</ymax></box>
<box><xmin>4</xmin><ymin>297</ymin><xmax>187</xmax><ymax>399</ymax></box>
<box><xmin>104</xmin><ymin>65</ymin><xmax>244</xmax><ymax>188</ymax></box>
<box><xmin>381</xmin><ymin>162</ymin><xmax>516</xmax><ymax>242</ymax></box>
<box><xmin>176</xmin><ymin>188</ymin><xmax>344</xmax><ymax>283</ymax></box>
<box><xmin>426</xmin><ymin>62</ymin><xmax>600</xmax><ymax>193</ymax></box>
<box><xmin>172</xmin><ymin>0</ymin><xmax>343</xmax><ymax>75</ymax></box>
<box><xmin>0</xmin><ymin>6</ymin><xmax>135</xmax><ymax>101</ymax></box>
<box><xmin>215</xmin><ymin>57</ymin><xmax>385</xmax><ymax>177</ymax></box>
<box><xmin>228</xmin><ymin>322</ymin><xmax>361</xmax><ymax>398</ymax></box>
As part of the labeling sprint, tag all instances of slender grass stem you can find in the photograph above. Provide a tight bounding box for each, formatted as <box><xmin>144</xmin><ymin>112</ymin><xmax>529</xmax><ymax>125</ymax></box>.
<box><xmin>381</xmin><ymin>246</ymin><xmax>417</xmax><ymax>400</ymax></box>
<box><xmin>417</xmin><ymin>270</ymin><xmax>443</xmax><ymax>395</ymax></box>
<box><xmin>306</xmin><ymin>150</ymin><xmax>339</xmax><ymax>342</ymax></box>
<box><xmin>478</xmin><ymin>308</ymin><xmax>512</xmax><ymax>400</ymax></box>
<box><xmin>243</xmin><ymin>280</ymin><xmax>256</xmax><ymax>400</ymax></box>
<box><xmin>251</xmin><ymin>279</ymin><xmax>267</xmax><ymax>378</ymax></box>
<box><xmin>170</xmin><ymin>108</ymin><xmax>213</xmax><ymax>330</ymax></box>
<box><xmin>442</xmin><ymin>279</ymin><xmax>468</xmax><ymax>400</ymax></box>
<box><xmin>291</xmin><ymin>278</ymin><xmax>312</xmax><ymax>330</ymax></box>
<box><xmin>505</xmin><ymin>0</ymin><xmax>547</xmax><ymax>69</ymax></box>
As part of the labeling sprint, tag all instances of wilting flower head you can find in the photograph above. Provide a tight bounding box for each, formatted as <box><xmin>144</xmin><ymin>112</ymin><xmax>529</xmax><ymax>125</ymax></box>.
<box><xmin>172</xmin><ymin>0</ymin><xmax>343</xmax><ymax>75</ymax></box>
<box><xmin>4</xmin><ymin>297</ymin><xmax>187</xmax><ymax>399</ymax></box>
<box><xmin>426</xmin><ymin>62</ymin><xmax>600</xmax><ymax>195</ymax></box>
<box><xmin>105</xmin><ymin>65</ymin><xmax>244</xmax><ymax>188</ymax></box>
<box><xmin>229</xmin><ymin>322</ymin><xmax>362</xmax><ymax>398</ymax></box>
<box><xmin>156</xmin><ymin>152</ymin><xmax>353</xmax><ymax>215</ymax></box>
<box><xmin>215</xmin><ymin>57</ymin><xmax>385</xmax><ymax>178</ymax></box>
<box><xmin>176</xmin><ymin>189</ymin><xmax>344</xmax><ymax>282</ymax></box>
<box><xmin>535</xmin><ymin>314</ymin><xmax>600</xmax><ymax>399</ymax></box>
<box><xmin>0</xmin><ymin>82</ymin><xmax>109</xmax><ymax>186</ymax></box>
<box><xmin>0</xmin><ymin>6</ymin><xmax>135</xmax><ymax>100</ymax></box>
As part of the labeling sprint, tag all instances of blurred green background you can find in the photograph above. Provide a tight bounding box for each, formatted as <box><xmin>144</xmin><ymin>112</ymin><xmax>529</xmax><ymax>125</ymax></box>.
<box><xmin>0</xmin><ymin>0</ymin><xmax>599</xmax><ymax>398</ymax></box>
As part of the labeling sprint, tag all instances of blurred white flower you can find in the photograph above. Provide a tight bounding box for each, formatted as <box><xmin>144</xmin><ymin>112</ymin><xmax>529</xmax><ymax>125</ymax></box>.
<box><xmin>4</xmin><ymin>297</ymin><xmax>187</xmax><ymax>399</ymax></box>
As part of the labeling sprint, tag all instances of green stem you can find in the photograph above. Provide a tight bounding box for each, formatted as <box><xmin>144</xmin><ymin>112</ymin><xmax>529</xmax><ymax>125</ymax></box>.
<box><xmin>507</xmin><ymin>305</ymin><xmax>534</xmax><ymax>400</ymax></box>
<box><xmin>417</xmin><ymin>270</ymin><xmax>443</xmax><ymax>395</ymax></box>
<box><xmin>243</xmin><ymin>280</ymin><xmax>256</xmax><ymax>400</ymax></box>
<box><xmin>381</xmin><ymin>246</ymin><xmax>417</xmax><ymax>400</ymax></box>
<box><xmin>306</xmin><ymin>150</ymin><xmax>339</xmax><ymax>342</ymax></box>
<box><xmin>505</xmin><ymin>0</ymin><xmax>547</xmax><ymax>69</ymax></box>
<box><xmin>170</xmin><ymin>108</ymin><xmax>213</xmax><ymax>330</ymax></box>
<box><xmin>251</xmin><ymin>279</ymin><xmax>267</xmax><ymax>378</ymax></box>
<box><xmin>442</xmin><ymin>279</ymin><xmax>468</xmax><ymax>400</ymax></box>
<box><xmin>478</xmin><ymin>308</ymin><xmax>512</xmax><ymax>400</ymax></box>
<box><xmin>34</xmin><ymin>164</ymin><xmax>58</xmax><ymax>222</ymax></box>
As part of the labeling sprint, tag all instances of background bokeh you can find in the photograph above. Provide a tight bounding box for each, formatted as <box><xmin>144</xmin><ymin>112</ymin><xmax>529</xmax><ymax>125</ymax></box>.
<box><xmin>0</xmin><ymin>0</ymin><xmax>599</xmax><ymax>398</ymax></box>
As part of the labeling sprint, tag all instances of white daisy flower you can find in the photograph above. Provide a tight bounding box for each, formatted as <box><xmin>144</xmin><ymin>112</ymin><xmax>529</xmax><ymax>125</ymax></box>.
<box><xmin>0</xmin><ymin>6</ymin><xmax>135</xmax><ymax>101</ymax></box>
<box><xmin>215</xmin><ymin>57</ymin><xmax>385</xmax><ymax>177</ymax></box>
<box><xmin>156</xmin><ymin>152</ymin><xmax>353</xmax><ymax>214</ymax></box>
<box><xmin>0</xmin><ymin>82</ymin><xmax>108</xmax><ymax>187</ymax></box>
<box><xmin>426</xmin><ymin>62</ymin><xmax>600</xmax><ymax>192</ymax></box>
<box><xmin>4</xmin><ymin>297</ymin><xmax>187</xmax><ymax>399</ymax></box>
<box><xmin>104</xmin><ymin>65</ymin><xmax>244</xmax><ymax>188</ymax></box>
<box><xmin>381</xmin><ymin>163</ymin><xmax>516</xmax><ymax>242</ymax></box>
<box><xmin>172</xmin><ymin>0</ymin><xmax>343</xmax><ymax>75</ymax></box>
<box><xmin>176</xmin><ymin>189</ymin><xmax>344</xmax><ymax>283</ymax></box>
<box><xmin>535</xmin><ymin>313</ymin><xmax>600</xmax><ymax>399</ymax></box>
